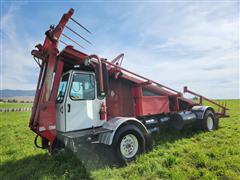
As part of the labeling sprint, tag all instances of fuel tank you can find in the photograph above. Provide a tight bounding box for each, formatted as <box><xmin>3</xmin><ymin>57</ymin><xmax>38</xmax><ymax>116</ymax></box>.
<box><xmin>170</xmin><ymin>111</ymin><xmax>197</xmax><ymax>130</ymax></box>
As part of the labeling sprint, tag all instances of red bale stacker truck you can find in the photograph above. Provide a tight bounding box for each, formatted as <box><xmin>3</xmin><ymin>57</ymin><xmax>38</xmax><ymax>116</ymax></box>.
<box><xmin>29</xmin><ymin>9</ymin><xmax>229</xmax><ymax>164</ymax></box>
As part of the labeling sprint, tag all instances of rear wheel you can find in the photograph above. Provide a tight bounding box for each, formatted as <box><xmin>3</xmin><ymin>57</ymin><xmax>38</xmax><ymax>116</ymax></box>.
<box><xmin>202</xmin><ymin>110</ymin><xmax>218</xmax><ymax>131</ymax></box>
<box><xmin>112</xmin><ymin>125</ymin><xmax>145</xmax><ymax>165</ymax></box>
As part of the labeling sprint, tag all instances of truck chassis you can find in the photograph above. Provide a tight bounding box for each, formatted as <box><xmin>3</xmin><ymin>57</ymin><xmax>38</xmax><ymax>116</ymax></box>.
<box><xmin>29</xmin><ymin>9</ymin><xmax>229</xmax><ymax>164</ymax></box>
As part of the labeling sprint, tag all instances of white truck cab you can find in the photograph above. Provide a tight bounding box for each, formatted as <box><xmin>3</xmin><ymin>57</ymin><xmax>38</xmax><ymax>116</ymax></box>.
<box><xmin>56</xmin><ymin>70</ymin><xmax>105</xmax><ymax>132</ymax></box>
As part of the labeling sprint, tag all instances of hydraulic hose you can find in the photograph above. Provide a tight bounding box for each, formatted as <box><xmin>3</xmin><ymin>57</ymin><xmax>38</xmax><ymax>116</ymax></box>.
<box><xmin>34</xmin><ymin>135</ymin><xmax>44</xmax><ymax>149</ymax></box>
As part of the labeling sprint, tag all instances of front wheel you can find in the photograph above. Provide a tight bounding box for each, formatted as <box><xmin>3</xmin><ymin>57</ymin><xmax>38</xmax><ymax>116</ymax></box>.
<box><xmin>112</xmin><ymin>125</ymin><xmax>145</xmax><ymax>165</ymax></box>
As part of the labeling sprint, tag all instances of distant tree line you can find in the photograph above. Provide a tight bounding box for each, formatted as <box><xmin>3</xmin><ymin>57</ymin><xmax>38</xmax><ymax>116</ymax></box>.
<box><xmin>192</xmin><ymin>96</ymin><xmax>198</xmax><ymax>100</ymax></box>
<box><xmin>0</xmin><ymin>99</ymin><xmax>33</xmax><ymax>103</ymax></box>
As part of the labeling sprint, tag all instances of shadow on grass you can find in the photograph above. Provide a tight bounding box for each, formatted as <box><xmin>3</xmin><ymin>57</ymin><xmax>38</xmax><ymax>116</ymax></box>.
<box><xmin>1</xmin><ymin>128</ymin><xmax>205</xmax><ymax>179</ymax></box>
<box><xmin>1</xmin><ymin>152</ymin><xmax>92</xmax><ymax>180</ymax></box>
<box><xmin>0</xmin><ymin>143</ymin><xmax>116</xmax><ymax>180</ymax></box>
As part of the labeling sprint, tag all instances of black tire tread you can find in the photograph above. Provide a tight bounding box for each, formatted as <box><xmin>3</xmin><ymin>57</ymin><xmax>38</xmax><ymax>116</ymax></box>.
<box><xmin>112</xmin><ymin>124</ymin><xmax>145</xmax><ymax>165</ymax></box>
<box><xmin>202</xmin><ymin>109</ymin><xmax>218</xmax><ymax>131</ymax></box>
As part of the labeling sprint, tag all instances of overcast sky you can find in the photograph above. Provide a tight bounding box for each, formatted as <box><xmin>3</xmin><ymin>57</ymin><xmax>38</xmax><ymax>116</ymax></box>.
<box><xmin>0</xmin><ymin>1</ymin><xmax>239</xmax><ymax>99</ymax></box>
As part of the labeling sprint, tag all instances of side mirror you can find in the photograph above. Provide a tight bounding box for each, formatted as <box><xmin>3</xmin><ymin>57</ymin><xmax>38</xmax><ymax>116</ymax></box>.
<box><xmin>95</xmin><ymin>63</ymin><xmax>109</xmax><ymax>99</ymax></box>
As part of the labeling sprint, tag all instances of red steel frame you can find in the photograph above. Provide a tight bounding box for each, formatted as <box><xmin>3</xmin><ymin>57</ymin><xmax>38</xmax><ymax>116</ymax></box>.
<box><xmin>29</xmin><ymin>9</ymin><xmax>105</xmax><ymax>146</ymax></box>
<box><xmin>184</xmin><ymin>86</ymin><xmax>229</xmax><ymax>118</ymax></box>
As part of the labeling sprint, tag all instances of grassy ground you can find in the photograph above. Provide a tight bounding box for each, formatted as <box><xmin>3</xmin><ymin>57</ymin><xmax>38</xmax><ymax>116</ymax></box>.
<box><xmin>0</xmin><ymin>112</ymin><xmax>90</xmax><ymax>179</ymax></box>
<box><xmin>0</xmin><ymin>103</ymin><xmax>32</xmax><ymax>108</ymax></box>
<box><xmin>0</xmin><ymin>100</ymin><xmax>239</xmax><ymax>179</ymax></box>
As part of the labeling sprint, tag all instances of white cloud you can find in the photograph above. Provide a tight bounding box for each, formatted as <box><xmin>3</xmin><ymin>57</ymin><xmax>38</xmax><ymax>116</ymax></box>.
<box><xmin>0</xmin><ymin>2</ymin><xmax>239</xmax><ymax>99</ymax></box>
<box><xmin>93</xmin><ymin>2</ymin><xmax>239</xmax><ymax>99</ymax></box>
<box><xmin>1</xmin><ymin>4</ymin><xmax>39</xmax><ymax>90</ymax></box>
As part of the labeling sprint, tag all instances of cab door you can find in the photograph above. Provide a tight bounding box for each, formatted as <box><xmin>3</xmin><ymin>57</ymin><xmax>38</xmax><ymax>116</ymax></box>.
<box><xmin>65</xmin><ymin>71</ymin><xmax>105</xmax><ymax>132</ymax></box>
<box><xmin>56</xmin><ymin>73</ymin><xmax>70</xmax><ymax>132</ymax></box>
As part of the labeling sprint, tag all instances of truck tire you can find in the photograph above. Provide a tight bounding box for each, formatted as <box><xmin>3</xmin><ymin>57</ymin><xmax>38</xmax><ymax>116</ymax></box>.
<box><xmin>202</xmin><ymin>110</ymin><xmax>218</xmax><ymax>131</ymax></box>
<box><xmin>112</xmin><ymin>124</ymin><xmax>145</xmax><ymax>165</ymax></box>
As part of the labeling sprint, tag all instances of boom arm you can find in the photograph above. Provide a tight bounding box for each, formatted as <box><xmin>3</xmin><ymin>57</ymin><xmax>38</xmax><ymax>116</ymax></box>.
<box><xmin>29</xmin><ymin>9</ymin><xmax>74</xmax><ymax>146</ymax></box>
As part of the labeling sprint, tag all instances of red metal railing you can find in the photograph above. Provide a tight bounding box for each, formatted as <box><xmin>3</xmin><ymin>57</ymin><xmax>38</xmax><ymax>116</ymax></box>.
<box><xmin>183</xmin><ymin>86</ymin><xmax>229</xmax><ymax>118</ymax></box>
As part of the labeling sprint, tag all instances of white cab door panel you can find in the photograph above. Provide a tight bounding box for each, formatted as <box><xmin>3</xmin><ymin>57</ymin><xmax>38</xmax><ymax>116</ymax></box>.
<box><xmin>65</xmin><ymin>71</ymin><xmax>105</xmax><ymax>132</ymax></box>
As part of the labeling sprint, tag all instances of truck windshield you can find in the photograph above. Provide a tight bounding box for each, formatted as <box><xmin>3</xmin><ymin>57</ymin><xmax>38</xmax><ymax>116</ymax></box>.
<box><xmin>56</xmin><ymin>73</ymin><xmax>69</xmax><ymax>103</ymax></box>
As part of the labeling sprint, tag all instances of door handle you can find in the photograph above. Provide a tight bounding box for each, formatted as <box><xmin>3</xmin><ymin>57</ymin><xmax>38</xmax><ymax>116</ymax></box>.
<box><xmin>67</xmin><ymin>104</ymin><xmax>71</xmax><ymax>112</ymax></box>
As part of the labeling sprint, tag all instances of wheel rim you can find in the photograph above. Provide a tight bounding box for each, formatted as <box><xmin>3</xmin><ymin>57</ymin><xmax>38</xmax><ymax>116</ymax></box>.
<box><xmin>120</xmin><ymin>134</ymin><xmax>139</xmax><ymax>159</ymax></box>
<box><xmin>207</xmin><ymin>116</ymin><xmax>214</xmax><ymax>130</ymax></box>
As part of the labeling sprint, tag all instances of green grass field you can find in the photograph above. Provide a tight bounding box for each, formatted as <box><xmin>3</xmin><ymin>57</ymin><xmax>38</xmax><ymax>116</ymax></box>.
<box><xmin>0</xmin><ymin>100</ymin><xmax>239</xmax><ymax>179</ymax></box>
<box><xmin>0</xmin><ymin>103</ymin><xmax>32</xmax><ymax>108</ymax></box>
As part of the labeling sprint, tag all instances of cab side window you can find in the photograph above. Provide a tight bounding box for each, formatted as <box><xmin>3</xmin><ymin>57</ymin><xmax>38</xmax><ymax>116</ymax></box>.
<box><xmin>70</xmin><ymin>73</ymin><xmax>95</xmax><ymax>100</ymax></box>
